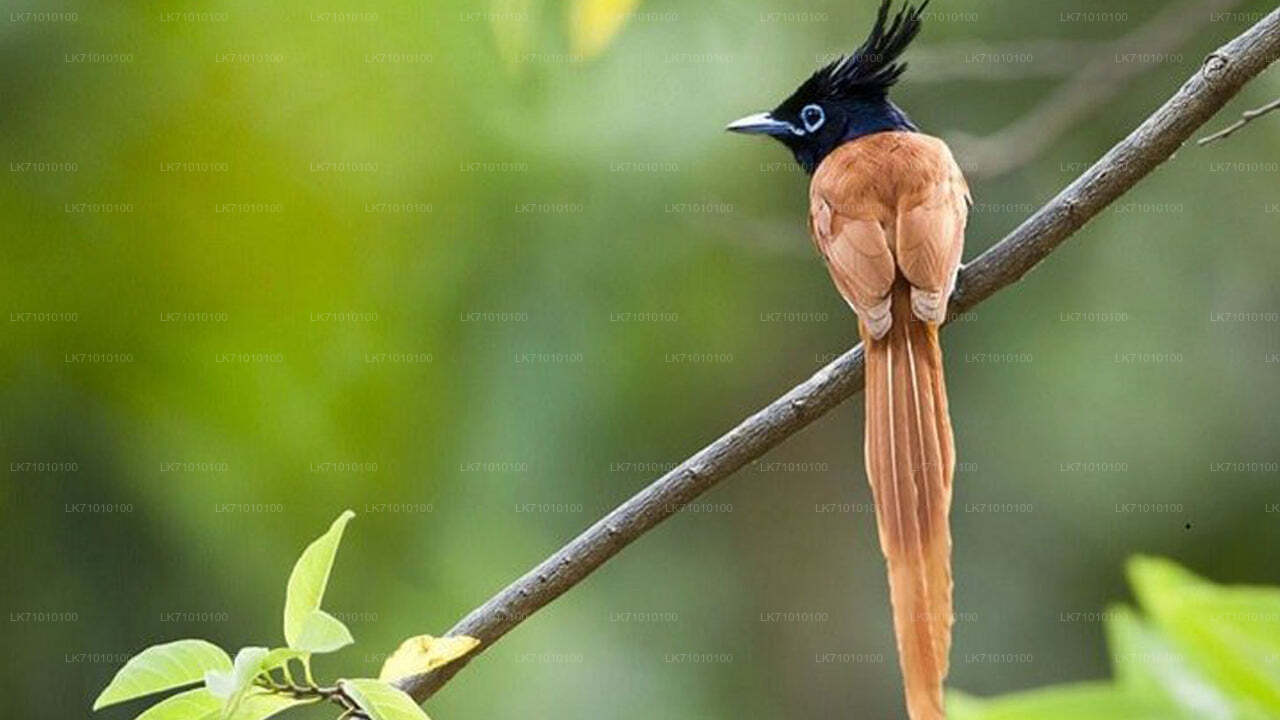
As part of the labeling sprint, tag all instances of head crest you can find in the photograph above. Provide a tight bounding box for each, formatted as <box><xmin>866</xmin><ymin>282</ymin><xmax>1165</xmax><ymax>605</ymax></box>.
<box><xmin>810</xmin><ymin>0</ymin><xmax>928</xmax><ymax>100</ymax></box>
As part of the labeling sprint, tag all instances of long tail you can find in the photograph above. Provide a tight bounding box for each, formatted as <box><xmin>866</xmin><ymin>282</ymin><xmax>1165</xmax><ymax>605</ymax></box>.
<box><xmin>862</xmin><ymin>282</ymin><xmax>955</xmax><ymax>720</ymax></box>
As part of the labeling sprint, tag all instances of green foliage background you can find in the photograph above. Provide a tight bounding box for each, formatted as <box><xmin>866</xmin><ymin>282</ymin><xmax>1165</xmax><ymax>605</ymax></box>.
<box><xmin>3</xmin><ymin>0</ymin><xmax>1278</xmax><ymax>717</ymax></box>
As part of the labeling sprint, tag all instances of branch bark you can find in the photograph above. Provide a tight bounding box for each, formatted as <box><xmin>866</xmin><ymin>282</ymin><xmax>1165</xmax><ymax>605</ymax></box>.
<box><xmin>399</xmin><ymin>8</ymin><xmax>1280</xmax><ymax>704</ymax></box>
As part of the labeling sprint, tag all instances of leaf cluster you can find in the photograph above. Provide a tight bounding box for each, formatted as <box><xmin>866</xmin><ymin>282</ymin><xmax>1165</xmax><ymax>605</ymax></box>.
<box><xmin>92</xmin><ymin>511</ymin><xmax>478</xmax><ymax>720</ymax></box>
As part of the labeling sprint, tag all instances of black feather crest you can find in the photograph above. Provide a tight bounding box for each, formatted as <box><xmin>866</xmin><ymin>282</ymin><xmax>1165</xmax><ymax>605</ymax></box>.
<box><xmin>811</xmin><ymin>0</ymin><xmax>928</xmax><ymax>100</ymax></box>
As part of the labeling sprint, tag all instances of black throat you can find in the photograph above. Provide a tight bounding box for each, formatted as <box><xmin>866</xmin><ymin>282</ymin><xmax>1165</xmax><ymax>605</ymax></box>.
<box><xmin>792</xmin><ymin>99</ymin><xmax>917</xmax><ymax>174</ymax></box>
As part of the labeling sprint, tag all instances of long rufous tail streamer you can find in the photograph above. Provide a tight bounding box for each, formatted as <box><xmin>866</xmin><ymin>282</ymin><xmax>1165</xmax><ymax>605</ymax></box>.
<box><xmin>862</xmin><ymin>281</ymin><xmax>954</xmax><ymax>720</ymax></box>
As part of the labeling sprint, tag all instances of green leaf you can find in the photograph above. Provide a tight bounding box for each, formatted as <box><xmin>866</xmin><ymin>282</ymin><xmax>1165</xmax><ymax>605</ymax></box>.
<box><xmin>93</xmin><ymin>639</ymin><xmax>232</xmax><ymax>710</ymax></box>
<box><xmin>226</xmin><ymin>690</ymin><xmax>319</xmax><ymax>720</ymax></box>
<box><xmin>1130</xmin><ymin>556</ymin><xmax>1280</xmax><ymax>713</ymax></box>
<box><xmin>1106</xmin><ymin>605</ymin><xmax>1240</xmax><ymax>719</ymax></box>
<box><xmin>205</xmin><ymin>647</ymin><xmax>271</xmax><ymax>718</ymax></box>
<box><xmin>341</xmin><ymin>679</ymin><xmax>431</xmax><ymax>720</ymax></box>
<box><xmin>205</xmin><ymin>647</ymin><xmax>268</xmax><ymax>700</ymax></box>
<box><xmin>284</xmin><ymin>510</ymin><xmax>355</xmax><ymax>648</ymax></box>
<box><xmin>259</xmin><ymin>647</ymin><xmax>308</xmax><ymax>672</ymax></box>
<box><xmin>293</xmin><ymin>609</ymin><xmax>354</xmax><ymax>653</ymax></box>
<box><xmin>379</xmin><ymin>635</ymin><xmax>480</xmax><ymax>683</ymax></box>
<box><xmin>947</xmin><ymin>558</ymin><xmax>1280</xmax><ymax>720</ymax></box>
<box><xmin>1128</xmin><ymin>556</ymin><xmax>1211</xmax><ymax>605</ymax></box>
<box><xmin>132</xmin><ymin>688</ymin><xmax>221</xmax><ymax>720</ymax></box>
<box><xmin>946</xmin><ymin>683</ymin><xmax>1172</xmax><ymax>720</ymax></box>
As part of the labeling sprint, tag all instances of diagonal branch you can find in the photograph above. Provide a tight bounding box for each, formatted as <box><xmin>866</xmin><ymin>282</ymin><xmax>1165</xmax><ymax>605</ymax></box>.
<box><xmin>399</xmin><ymin>8</ymin><xmax>1280</xmax><ymax>704</ymax></box>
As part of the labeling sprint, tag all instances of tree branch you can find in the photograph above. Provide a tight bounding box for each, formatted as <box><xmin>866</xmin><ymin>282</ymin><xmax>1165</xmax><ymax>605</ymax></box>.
<box><xmin>1197</xmin><ymin>96</ymin><xmax>1280</xmax><ymax>144</ymax></box>
<box><xmin>399</xmin><ymin>8</ymin><xmax>1280</xmax><ymax>704</ymax></box>
<box><xmin>950</xmin><ymin>0</ymin><xmax>1242</xmax><ymax>179</ymax></box>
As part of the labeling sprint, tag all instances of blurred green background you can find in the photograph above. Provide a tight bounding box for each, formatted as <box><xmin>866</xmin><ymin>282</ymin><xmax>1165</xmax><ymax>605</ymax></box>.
<box><xmin>3</xmin><ymin>0</ymin><xmax>1279</xmax><ymax>717</ymax></box>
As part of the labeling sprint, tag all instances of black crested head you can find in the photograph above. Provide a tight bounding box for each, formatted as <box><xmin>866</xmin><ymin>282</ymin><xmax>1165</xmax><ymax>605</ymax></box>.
<box><xmin>726</xmin><ymin>0</ymin><xmax>927</xmax><ymax>174</ymax></box>
<box><xmin>796</xmin><ymin>0</ymin><xmax>928</xmax><ymax>104</ymax></box>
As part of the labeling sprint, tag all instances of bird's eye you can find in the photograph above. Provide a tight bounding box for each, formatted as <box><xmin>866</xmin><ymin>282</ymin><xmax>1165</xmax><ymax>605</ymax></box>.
<box><xmin>801</xmin><ymin>104</ymin><xmax>825</xmax><ymax>132</ymax></box>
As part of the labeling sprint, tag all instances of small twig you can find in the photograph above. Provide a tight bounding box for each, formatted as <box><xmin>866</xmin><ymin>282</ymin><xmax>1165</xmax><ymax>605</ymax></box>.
<box><xmin>253</xmin><ymin>676</ymin><xmax>357</xmax><ymax>717</ymax></box>
<box><xmin>396</xmin><ymin>6</ymin><xmax>1280</xmax><ymax>705</ymax></box>
<box><xmin>1198</xmin><ymin>97</ymin><xmax>1280</xmax><ymax>144</ymax></box>
<box><xmin>331</xmin><ymin>684</ymin><xmax>371</xmax><ymax>719</ymax></box>
<box><xmin>261</xmin><ymin>671</ymin><xmax>289</xmax><ymax>691</ymax></box>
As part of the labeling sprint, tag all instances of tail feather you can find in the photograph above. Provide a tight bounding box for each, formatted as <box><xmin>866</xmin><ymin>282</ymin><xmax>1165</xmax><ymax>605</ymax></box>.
<box><xmin>863</xmin><ymin>282</ymin><xmax>955</xmax><ymax>720</ymax></box>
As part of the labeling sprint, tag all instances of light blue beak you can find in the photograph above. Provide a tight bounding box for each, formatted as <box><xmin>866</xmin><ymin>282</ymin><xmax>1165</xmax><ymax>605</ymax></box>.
<box><xmin>725</xmin><ymin>112</ymin><xmax>793</xmax><ymax>136</ymax></box>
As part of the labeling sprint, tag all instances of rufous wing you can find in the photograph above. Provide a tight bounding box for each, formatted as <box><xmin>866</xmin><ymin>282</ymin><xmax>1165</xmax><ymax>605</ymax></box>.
<box><xmin>810</xmin><ymin>196</ymin><xmax>896</xmax><ymax>338</ymax></box>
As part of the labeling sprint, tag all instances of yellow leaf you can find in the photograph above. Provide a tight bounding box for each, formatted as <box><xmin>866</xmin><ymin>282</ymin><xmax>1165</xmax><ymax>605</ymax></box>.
<box><xmin>569</xmin><ymin>0</ymin><xmax>642</xmax><ymax>59</ymax></box>
<box><xmin>378</xmin><ymin>635</ymin><xmax>481</xmax><ymax>683</ymax></box>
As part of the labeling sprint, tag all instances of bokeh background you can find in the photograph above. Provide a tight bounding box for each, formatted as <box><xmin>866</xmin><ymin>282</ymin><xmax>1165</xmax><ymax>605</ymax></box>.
<box><xmin>3</xmin><ymin>0</ymin><xmax>1279</xmax><ymax>717</ymax></box>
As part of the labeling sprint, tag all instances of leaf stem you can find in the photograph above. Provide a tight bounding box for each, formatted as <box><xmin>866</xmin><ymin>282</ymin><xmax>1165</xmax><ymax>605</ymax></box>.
<box><xmin>303</xmin><ymin>656</ymin><xmax>319</xmax><ymax>688</ymax></box>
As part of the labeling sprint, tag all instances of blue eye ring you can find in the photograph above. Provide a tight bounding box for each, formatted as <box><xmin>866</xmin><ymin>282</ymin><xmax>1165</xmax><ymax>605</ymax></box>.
<box><xmin>801</xmin><ymin>104</ymin><xmax>825</xmax><ymax>132</ymax></box>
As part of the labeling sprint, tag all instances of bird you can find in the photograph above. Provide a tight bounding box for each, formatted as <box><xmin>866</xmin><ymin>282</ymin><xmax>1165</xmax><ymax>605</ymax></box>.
<box><xmin>726</xmin><ymin>2</ymin><xmax>967</xmax><ymax>718</ymax></box>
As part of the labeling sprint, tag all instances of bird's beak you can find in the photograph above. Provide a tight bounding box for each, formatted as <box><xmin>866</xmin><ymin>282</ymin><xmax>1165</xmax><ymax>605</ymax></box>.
<box><xmin>725</xmin><ymin>112</ymin><xmax>792</xmax><ymax>136</ymax></box>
